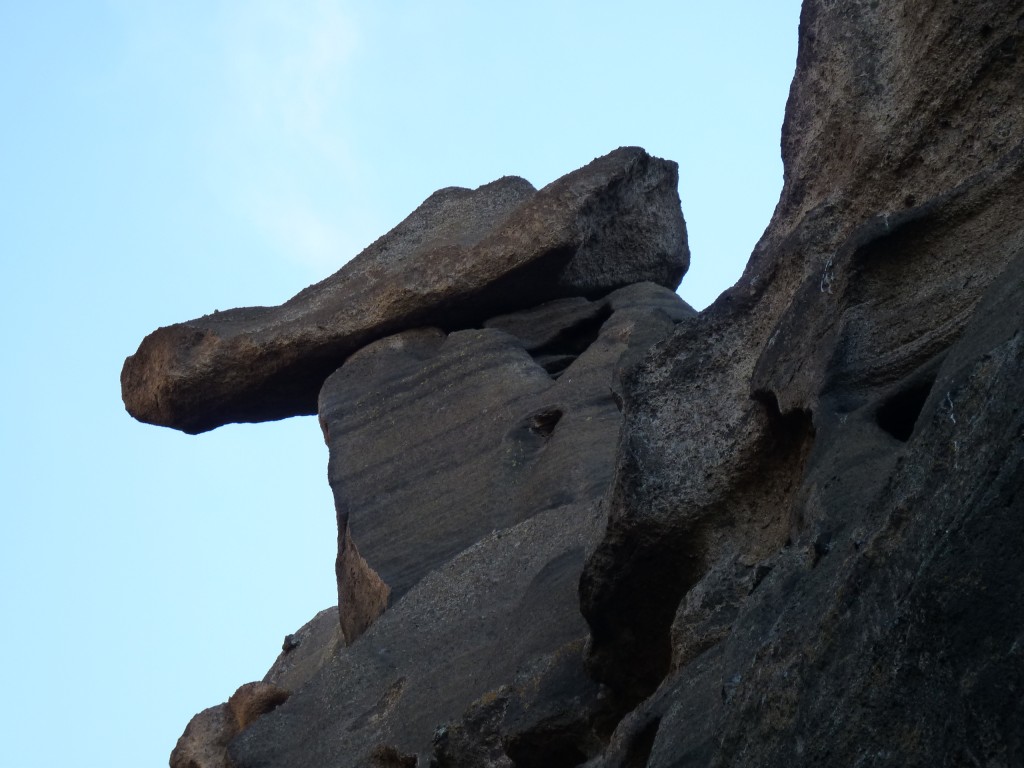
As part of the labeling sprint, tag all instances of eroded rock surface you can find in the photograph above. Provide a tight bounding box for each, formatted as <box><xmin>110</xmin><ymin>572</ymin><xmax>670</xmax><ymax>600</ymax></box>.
<box><xmin>142</xmin><ymin>144</ymin><xmax>692</xmax><ymax>765</ymax></box>
<box><xmin>121</xmin><ymin>147</ymin><xmax>687</xmax><ymax>434</ymax></box>
<box><xmin>577</xmin><ymin>1</ymin><xmax>1024</xmax><ymax>765</ymax></box>
<box><xmin>169</xmin><ymin>682</ymin><xmax>290</xmax><ymax>768</ymax></box>
<box><xmin>319</xmin><ymin>283</ymin><xmax>689</xmax><ymax>642</ymax></box>
<box><xmin>229</xmin><ymin>504</ymin><xmax>610</xmax><ymax>767</ymax></box>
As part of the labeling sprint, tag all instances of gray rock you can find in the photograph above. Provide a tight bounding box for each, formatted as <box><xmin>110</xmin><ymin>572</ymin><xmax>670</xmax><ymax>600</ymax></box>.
<box><xmin>228</xmin><ymin>504</ymin><xmax>607</xmax><ymax>767</ymax></box>
<box><xmin>318</xmin><ymin>284</ymin><xmax>690</xmax><ymax>643</ymax></box>
<box><xmin>161</xmin><ymin>2</ymin><xmax>1024</xmax><ymax>764</ymax></box>
<box><xmin>215</xmin><ymin>286</ymin><xmax>686</xmax><ymax>767</ymax></box>
<box><xmin>430</xmin><ymin>639</ymin><xmax>606</xmax><ymax>768</ymax></box>
<box><xmin>578</xmin><ymin>0</ymin><xmax>1024</xmax><ymax>764</ymax></box>
<box><xmin>121</xmin><ymin>147</ymin><xmax>687</xmax><ymax>434</ymax></box>
<box><xmin>263</xmin><ymin>607</ymin><xmax>343</xmax><ymax>695</ymax></box>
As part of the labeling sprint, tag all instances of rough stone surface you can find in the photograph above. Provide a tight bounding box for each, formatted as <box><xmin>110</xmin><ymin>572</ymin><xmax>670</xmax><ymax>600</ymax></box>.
<box><xmin>121</xmin><ymin>147</ymin><xmax>687</xmax><ymax>434</ymax></box>
<box><xmin>319</xmin><ymin>284</ymin><xmax>689</xmax><ymax>642</ymax></box>
<box><xmin>576</xmin><ymin>0</ymin><xmax>1024</xmax><ymax>764</ymax></box>
<box><xmin>227</xmin><ymin>682</ymin><xmax>291</xmax><ymax>731</ymax></box>
<box><xmin>262</xmin><ymin>607</ymin><xmax>343</xmax><ymax>694</ymax></box>
<box><xmin>229</xmin><ymin>504</ymin><xmax>608</xmax><ymax>767</ymax></box>
<box><xmin>170</xmin><ymin>704</ymin><xmax>235</xmax><ymax>768</ymax></box>
<box><xmin>169</xmin><ymin>682</ymin><xmax>291</xmax><ymax>768</ymax></box>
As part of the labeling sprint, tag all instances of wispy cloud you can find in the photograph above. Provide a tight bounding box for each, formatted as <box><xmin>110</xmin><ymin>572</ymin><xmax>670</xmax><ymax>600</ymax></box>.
<box><xmin>252</xmin><ymin>191</ymin><xmax>380</xmax><ymax>275</ymax></box>
<box><xmin>212</xmin><ymin>0</ymin><xmax>369</xmax><ymax>271</ymax></box>
<box><xmin>223</xmin><ymin>0</ymin><xmax>358</xmax><ymax>164</ymax></box>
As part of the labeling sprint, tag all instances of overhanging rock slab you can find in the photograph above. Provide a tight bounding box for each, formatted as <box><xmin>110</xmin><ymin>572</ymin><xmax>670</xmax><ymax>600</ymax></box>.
<box><xmin>121</xmin><ymin>147</ymin><xmax>687</xmax><ymax>434</ymax></box>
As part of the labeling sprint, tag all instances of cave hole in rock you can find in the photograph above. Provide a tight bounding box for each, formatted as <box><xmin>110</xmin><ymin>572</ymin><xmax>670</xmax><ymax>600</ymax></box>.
<box><xmin>750</xmin><ymin>390</ymin><xmax>815</xmax><ymax>448</ymax></box>
<box><xmin>875</xmin><ymin>374</ymin><xmax>937</xmax><ymax>442</ymax></box>
<box><xmin>505</xmin><ymin>724</ymin><xmax>591</xmax><ymax>768</ymax></box>
<box><xmin>530</xmin><ymin>408</ymin><xmax>564</xmax><ymax>438</ymax></box>
<box><xmin>623</xmin><ymin>717</ymin><xmax>661</xmax><ymax>768</ymax></box>
<box><xmin>582</xmin><ymin>523</ymin><xmax>710</xmax><ymax>714</ymax></box>
<box><xmin>749</xmin><ymin>388</ymin><xmax>816</xmax><ymax>538</ymax></box>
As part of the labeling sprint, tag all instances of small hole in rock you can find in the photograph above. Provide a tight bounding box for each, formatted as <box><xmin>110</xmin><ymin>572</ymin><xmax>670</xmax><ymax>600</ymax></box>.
<box><xmin>530</xmin><ymin>409</ymin><xmax>563</xmax><ymax>438</ymax></box>
<box><xmin>876</xmin><ymin>376</ymin><xmax>935</xmax><ymax>442</ymax></box>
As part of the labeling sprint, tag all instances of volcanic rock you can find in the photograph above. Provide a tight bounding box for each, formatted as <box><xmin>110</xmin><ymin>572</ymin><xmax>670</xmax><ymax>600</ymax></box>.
<box><xmin>121</xmin><ymin>147</ymin><xmax>687</xmax><ymax>434</ymax></box>
<box><xmin>263</xmin><ymin>607</ymin><xmax>344</xmax><ymax>695</ymax></box>
<box><xmin>576</xmin><ymin>0</ymin><xmax>1024</xmax><ymax>764</ymax></box>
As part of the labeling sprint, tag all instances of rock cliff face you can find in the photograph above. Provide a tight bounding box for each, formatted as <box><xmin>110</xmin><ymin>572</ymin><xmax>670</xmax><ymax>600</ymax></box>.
<box><xmin>125</xmin><ymin>2</ymin><xmax>1023</xmax><ymax>766</ymax></box>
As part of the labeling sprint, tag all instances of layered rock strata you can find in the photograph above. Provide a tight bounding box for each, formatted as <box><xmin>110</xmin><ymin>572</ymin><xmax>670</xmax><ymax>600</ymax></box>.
<box><xmin>320</xmin><ymin>283</ymin><xmax>688</xmax><ymax>643</ymax></box>
<box><xmin>228</xmin><ymin>283</ymin><xmax>692</xmax><ymax>765</ymax></box>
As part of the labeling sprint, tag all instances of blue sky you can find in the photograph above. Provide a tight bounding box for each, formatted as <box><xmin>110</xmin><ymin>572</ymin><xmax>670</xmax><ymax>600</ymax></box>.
<box><xmin>0</xmin><ymin>3</ymin><xmax>800</xmax><ymax>765</ymax></box>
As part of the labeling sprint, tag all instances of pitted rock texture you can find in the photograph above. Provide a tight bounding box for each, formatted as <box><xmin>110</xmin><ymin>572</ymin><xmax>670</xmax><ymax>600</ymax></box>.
<box><xmin>576</xmin><ymin>0</ymin><xmax>1024</xmax><ymax>765</ymax></box>
<box><xmin>263</xmin><ymin>607</ymin><xmax>343</xmax><ymax>695</ymax></box>
<box><xmin>121</xmin><ymin>147</ymin><xmax>687</xmax><ymax>434</ymax></box>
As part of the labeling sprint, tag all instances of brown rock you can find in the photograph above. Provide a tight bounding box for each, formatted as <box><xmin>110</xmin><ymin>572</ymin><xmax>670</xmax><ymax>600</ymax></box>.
<box><xmin>227</xmin><ymin>681</ymin><xmax>290</xmax><ymax>731</ymax></box>
<box><xmin>122</xmin><ymin>147</ymin><xmax>687</xmax><ymax>434</ymax></box>
<box><xmin>170</xmin><ymin>682</ymin><xmax>291</xmax><ymax>768</ymax></box>
<box><xmin>170</xmin><ymin>704</ymin><xmax>235</xmax><ymax>768</ymax></box>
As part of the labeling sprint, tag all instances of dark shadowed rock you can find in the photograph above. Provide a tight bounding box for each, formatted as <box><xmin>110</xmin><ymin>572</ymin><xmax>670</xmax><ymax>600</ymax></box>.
<box><xmin>318</xmin><ymin>284</ymin><xmax>691</xmax><ymax>643</ymax></box>
<box><xmin>578</xmin><ymin>0</ymin><xmax>1024</xmax><ymax>764</ymax></box>
<box><xmin>121</xmin><ymin>147</ymin><xmax>687</xmax><ymax>434</ymax></box>
<box><xmin>430</xmin><ymin>639</ymin><xmax>606</xmax><ymax>768</ymax></box>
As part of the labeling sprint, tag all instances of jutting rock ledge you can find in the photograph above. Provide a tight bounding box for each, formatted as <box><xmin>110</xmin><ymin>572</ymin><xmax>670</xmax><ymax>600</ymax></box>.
<box><xmin>123</xmin><ymin>2</ymin><xmax>1023</xmax><ymax>766</ymax></box>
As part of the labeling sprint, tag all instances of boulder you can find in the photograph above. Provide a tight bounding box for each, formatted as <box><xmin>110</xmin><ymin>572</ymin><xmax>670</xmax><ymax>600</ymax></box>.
<box><xmin>121</xmin><ymin>147</ymin><xmax>687</xmax><ymax>434</ymax></box>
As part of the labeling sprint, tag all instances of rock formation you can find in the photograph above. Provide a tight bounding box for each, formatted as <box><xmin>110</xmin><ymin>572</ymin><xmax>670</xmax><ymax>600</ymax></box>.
<box><xmin>121</xmin><ymin>147</ymin><xmax>686</xmax><ymax>435</ymax></box>
<box><xmin>155</xmin><ymin>147</ymin><xmax>695</xmax><ymax>766</ymax></box>
<box><xmin>128</xmin><ymin>1</ymin><xmax>1023</xmax><ymax>766</ymax></box>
